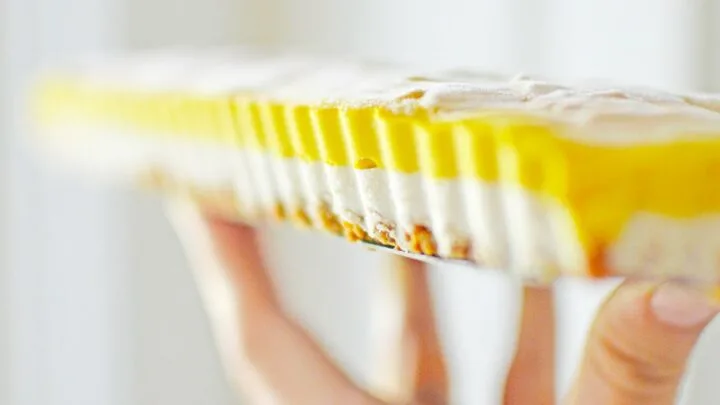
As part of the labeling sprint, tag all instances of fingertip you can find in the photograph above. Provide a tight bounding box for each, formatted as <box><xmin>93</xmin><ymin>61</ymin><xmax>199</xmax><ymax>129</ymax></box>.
<box><xmin>504</xmin><ymin>286</ymin><xmax>555</xmax><ymax>405</ymax></box>
<box><xmin>390</xmin><ymin>254</ymin><xmax>427</xmax><ymax>273</ymax></box>
<box><xmin>202</xmin><ymin>212</ymin><xmax>261</xmax><ymax>256</ymax></box>
<box><xmin>598</xmin><ymin>281</ymin><xmax>720</xmax><ymax>336</ymax></box>
<box><xmin>203</xmin><ymin>211</ymin><xmax>255</xmax><ymax>234</ymax></box>
<box><xmin>649</xmin><ymin>282</ymin><xmax>720</xmax><ymax>329</ymax></box>
<box><xmin>567</xmin><ymin>280</ymin><xmax>719</xmax><ymax>404</ymax></box>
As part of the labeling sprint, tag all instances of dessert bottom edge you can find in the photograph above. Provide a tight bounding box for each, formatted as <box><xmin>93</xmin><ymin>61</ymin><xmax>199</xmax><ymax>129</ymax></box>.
<box><xmin>138</xmin><ymin>174</ymin><xmax>712</xmax><ymax>284</ymax></box>
<box><xmin>39</xmin><ymin>129</ymin><xmax>720</xmax><ymax>284</ymax></box>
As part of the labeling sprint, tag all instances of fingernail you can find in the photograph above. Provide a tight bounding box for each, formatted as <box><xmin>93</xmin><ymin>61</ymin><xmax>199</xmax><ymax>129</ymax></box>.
<box><xmin>650</xmin><ymin>283</ymin><xmax>720</xmax><ymax>328</ymax></box>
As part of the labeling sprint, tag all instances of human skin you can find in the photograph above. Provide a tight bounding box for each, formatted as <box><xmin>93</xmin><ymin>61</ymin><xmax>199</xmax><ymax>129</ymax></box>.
<box><xmin>166</xmin><ymin>199</ymin><xmax>720</xmax><ymax>405</ymax></box>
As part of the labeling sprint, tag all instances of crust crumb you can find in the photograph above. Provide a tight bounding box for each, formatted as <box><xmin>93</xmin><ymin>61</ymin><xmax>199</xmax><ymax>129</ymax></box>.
<box><xmin>272</xmin><ymin>203</ymin><xmax>287</xmax><ymax>221</ymax></box>
<box><xmin>405</xmin><ymin>225</ymin><xmax>437</xmax><ymax>256</ymax></box>
<box><xmin>342</xmin><ymin>221</ymin><xmax>368</xmax><ymax>242</ymax></box>
<box><xmin>292</xmin><ymin>208</ymin><xmax>312</xmax><ymax>227</ymax></box>
<box><xmin>138</xmin><ymin>167</ymin><xmax>173</xmax><ymax>190</ymax></box>
<box><xmin>318</xmin><ymin>203</ymin><xmax>343</xmax><ymax>235</ymax></box>
<box><xmin>449</xmin><ymin>240</ymin><xmax>471</xmax><ymax>260</ymax></box>
<box><xmin>375</xmin><ymin>225</ymin><xmax>397</xmax><ymax>248</ymax></box>
<box><xmin>190</xmin><ymin>188</ymin><xmax>240</xmax><ymax>218</ymax></box>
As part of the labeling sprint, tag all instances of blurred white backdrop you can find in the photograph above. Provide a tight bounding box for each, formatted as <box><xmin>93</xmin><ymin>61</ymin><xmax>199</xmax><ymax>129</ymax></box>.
<box><xmin>3</xmin><ymin>0</ymin><xmax>720</xmax><ymax>404</ymax></box>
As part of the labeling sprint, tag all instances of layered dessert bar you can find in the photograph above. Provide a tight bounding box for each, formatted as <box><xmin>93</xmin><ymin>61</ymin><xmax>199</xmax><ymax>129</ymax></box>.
<box><xmin>33</xmin><ymin>48</ymin><xmax>720</xmax><ymax>281</ymax></box>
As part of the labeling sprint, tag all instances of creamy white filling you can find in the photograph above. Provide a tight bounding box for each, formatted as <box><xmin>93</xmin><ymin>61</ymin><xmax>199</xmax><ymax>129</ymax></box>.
<box><xmin>266</xmin><ymin>154</ymin><xmax>304</xmax><ymax>211</ymax></box>
<box><xmin>609</xmin><ymin>213</ymin><xmax>720</xmax><ymax>282</ymax></box>
<box><xmin>324</xmin><ymin>166</ymin><xmax>365</xmax><ymax>226</ymax></box>
<box><xmin>230</xmin><ymin>148</ymin><xmax>260</xmax><ymax>215</ymax></box>
<box><xmin>243</xmin><ymin>149</ymin><xmax>278</xmax><ymax>212</ymax></box>
<box><xmin>41</xmin><ymin>126</ymin><xmax>237</xmax><ymax>187</ymax></box>
<box><xmin>39</xmin><ymin>126</ymin><xmax>720</xmax><ymax>280</ymax></box>
<box><xmin>384</xmin><ymin>172</ymin><xmax>430</xmax><ymax>251</ymax></box>
<box><xmin>421</xmin><ymin>176</ymin><xmax>468</xmax><ymax>256</ymax></box>
<box><xmin>459</xmin><ymin>178</ymin><xmax>508</xmax><ymax>267</ymax></box>
<box><xmin>39</xmin><ymin>126</ymin><xmax>580</xmax><ymax>277</ymax></box>
<box><xmin>292</xmin><ymin>160</ymin><xmax>331</xmax><ymax>223</ymax></box>
<box><xmin>352</xmin><ymin>169</ymin><xmax>396</xmax><ymax>240</ymax></box>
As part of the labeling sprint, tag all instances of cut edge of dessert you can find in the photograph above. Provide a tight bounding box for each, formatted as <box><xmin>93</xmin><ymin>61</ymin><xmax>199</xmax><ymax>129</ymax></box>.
<box><xmin>32</xmin><ymin>47</ymin><xmax>720</xmax><ymax>282</ymax></box>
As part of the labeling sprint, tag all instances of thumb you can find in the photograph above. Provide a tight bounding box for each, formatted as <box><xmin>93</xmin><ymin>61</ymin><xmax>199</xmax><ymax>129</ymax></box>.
<box><xmin>565</xmin><ymin>281</ymin><xmax>720</xmax><ymax>405</ymax></box>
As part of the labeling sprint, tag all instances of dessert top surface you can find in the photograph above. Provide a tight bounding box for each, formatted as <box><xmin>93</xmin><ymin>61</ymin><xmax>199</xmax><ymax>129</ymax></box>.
<box><xmin>49</xmin><ymin>47</ymin><xmax>720</xmax><ymax>137</ymax></box>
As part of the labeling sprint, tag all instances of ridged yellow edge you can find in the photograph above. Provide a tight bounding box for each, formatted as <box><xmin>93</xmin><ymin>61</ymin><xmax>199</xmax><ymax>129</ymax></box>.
<box><xmin>311</xmin><ymin>108</ymin><xmax>348</xmax><ymax>165</ymax></box>
<box><xmin>286</xmin><ymin>105</ymin><xmax>319</xmax><ymax>161</ymax></box>
<box><xmin>36</xmin><ymin>79</ymin><xmax>720</xmax><ymax>275</ymax></box>
<box><xmin>340</xmin><ymin>108</ymin><xmax>383</xmax><ymax>170</ymax></box>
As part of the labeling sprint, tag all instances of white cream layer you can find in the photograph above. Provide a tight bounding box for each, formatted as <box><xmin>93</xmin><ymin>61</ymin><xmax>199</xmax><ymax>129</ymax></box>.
<box><xmin>50</xmin><ymin>47</ymin><xmax>720</xmax><ymax>140</ymax></box>
<box><xmin>609</xmin><ymin>213</ymin><xmax>720</xmax><ymax>282</ymax></box>
<box><xmin>37</xmin><ymin>126</ymin><xmax>720</xmax><ymax>281</ymax></box>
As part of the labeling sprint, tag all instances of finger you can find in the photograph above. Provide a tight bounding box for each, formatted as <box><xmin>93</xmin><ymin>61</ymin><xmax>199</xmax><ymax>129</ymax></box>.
<box><xmin>565</xmin><ymin>281</ymin><xmax>720</xmax><ymax>405</ymax></box>
<box><xmin>234</xmin><ymin>300</ymin><xmax>385</xmax><ymax>405</ymax></box>
<box><xmin>400</xmin><ymin>258</ymin><xmax>450</xmax><ymax>405</ymax></box>
<box><xmin>503</xmin><ymin>285</ymin><xmax>555</xmax><ymax>405</ymax></box>
<box><xmin>371</xmin><ymin>256</ymin><xmax>449</xmax><ymax>405</ymax></box>
<box><xmin>165</xmin><ymin>198</ymin><xmax>279</xmax><ymax>329</ymax></box>
<box><xmin>204</xmin><ymin>213</ymin><xmax>281</xmax><ymax>311</ymax></box>
<box><xmin>165</xmin><ymin>198</ymin><xmax>248</xmax><ymax>379</ymax></box>
<box><xmin>168</xmin><ymin>199</ymin><xmax>383</xmax><ymax>405</ymax></box>
<box><xmin>207</xmin><ymin>217</ymin><xmax>385</xmax><ymax>404</ymax></box>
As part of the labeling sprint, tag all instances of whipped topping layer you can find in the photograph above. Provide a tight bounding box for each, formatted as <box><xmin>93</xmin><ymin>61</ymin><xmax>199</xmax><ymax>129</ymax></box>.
<box><xmin>43</xmin><ymin>47</ymin><xmax>720</xmax><ymax>136</ymax></box>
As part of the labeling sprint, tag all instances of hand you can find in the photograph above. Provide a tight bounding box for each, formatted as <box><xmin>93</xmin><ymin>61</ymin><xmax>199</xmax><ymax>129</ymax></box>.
<box><xmin>167</xmin><ymin>199</ymin><xmax>719</xmax><ymax>405</ymax></box>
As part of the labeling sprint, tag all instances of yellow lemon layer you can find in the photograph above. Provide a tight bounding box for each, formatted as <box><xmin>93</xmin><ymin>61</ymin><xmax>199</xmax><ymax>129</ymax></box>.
<box><xmin>35</xmin><ymin>79</ymin><xmax>720</xmax><ymax>273</ymax></box>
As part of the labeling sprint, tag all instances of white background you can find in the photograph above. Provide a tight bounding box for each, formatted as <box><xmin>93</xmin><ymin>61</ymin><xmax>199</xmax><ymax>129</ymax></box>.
<box><xmin>3</xmin><ymin>0</ymin><xmax>720</xmax><ymax>404</ymax></box>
